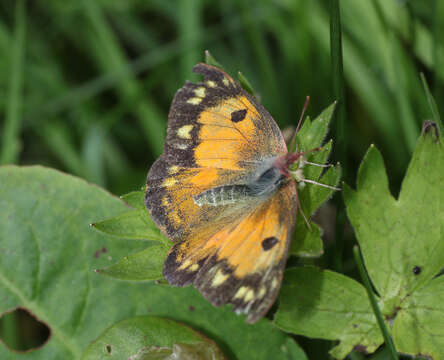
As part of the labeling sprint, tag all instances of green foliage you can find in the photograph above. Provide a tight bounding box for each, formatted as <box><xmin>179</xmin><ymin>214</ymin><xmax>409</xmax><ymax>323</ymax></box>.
<box><xmin>290</xmin><ymin>103</ymin><xmax>341</xmax><ymax>257</ymax></box>
<box><xmin>0</xmin><ymin>166</ymin><xmax>306</xmax><ymax>360</ymax></box>
<box><xmin>82</xmin><ymin>316</ymin><xmax>226</xmax><ymax>360</ymax></box>
<box><xmin>275</xmin><ymin>267</ymin><xmax>382</xmax><ymax>358</ymax></box>
<box><xmin>275</xmin><ymin>128</ymin><xmax>444</xmax><ymax>359</ymax></box>
<box><xmin>1</xmin><ymin>0</ymin><xmax>444</xmax><ymax>358</ymax></box>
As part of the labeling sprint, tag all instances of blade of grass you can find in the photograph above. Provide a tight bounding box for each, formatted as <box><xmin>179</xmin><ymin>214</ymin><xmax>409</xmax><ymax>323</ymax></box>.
<box><xmin>353</xmin><ymin>246</ymin><xmax>399</xmax><ymax>360</ymax></box>
<box><xmin>420</xmin><ymin>72</ymin><xmax>443</xmax><ymax>133</ymax></box>
<box><xmin>81</xmin><ymin>0</ymin><xmax>166</xmax><ymax>156</ymax></box>
<box><xmin>1</xmin><ymin>0</ymin><xmax>26</xmax><ymax>164</ymax></box>
<box><xmin>371</xmin><ymin>0</ymin><xmax>419</xmax><ymax>152</ymax></box>
<box><xmin>238</xmin><ymin>0</ymin><xmax>281</xmax><ymax>114</ymax></box>
<box><xmin>39</xmin><ymin>122</ymin><xmax>86</xmax><ymax>177</ymax></box>
<box><xmin>389</xmin><ymin>33</ymin><xmax>418</xmax><ymax>152</ymax></box>
<box><xmin>178</xmin><ymin>0</ymin><xmax>203</xmax><ymax>81</ymax></box>
<box><xmin>26</xmin><ymin>6</ymin><xmax>270</xmax><ymax>124</ymax></box>
<box><xmin>432</xmin><ymin>0</ymin><xmax>444</xmax><ymax>107</ymax></box>
<box><xmin>329</xmin><ymin>0</ymin><xmax>347</xmax><ymax>273</ymax></box>
<box><xmin>308</xmin><ymin>1</ymin><xmax>407</xmax><ymax>173</ymax></box>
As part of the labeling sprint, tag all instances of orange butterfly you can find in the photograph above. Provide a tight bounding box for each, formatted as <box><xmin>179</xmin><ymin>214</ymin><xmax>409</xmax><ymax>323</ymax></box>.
<box><xmin>145</xmin><ymin>63</ymin><xmax>323</xmax><ymax>323</ymax></box>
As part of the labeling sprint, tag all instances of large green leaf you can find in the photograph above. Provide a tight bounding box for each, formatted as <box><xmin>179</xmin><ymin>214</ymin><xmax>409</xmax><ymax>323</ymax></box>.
<box><xmin>274</xmin><ymin>267</ymin><xmax>382</xmax><ymax>358</ymax></box>
<box><xmin>0</xmin><ymin>166</ymin><xmax>306</xmax><ymax>360</ymax></box>
<box><xmin>344</xmin><ymin>126</ymin><xmax>444</xmax><ymax>358</ymax></box>
<box><xmin>82</xmin><ymin>316</ymin><xmax>226</xmax><ymax>360</ymax></box>
<box><xmin>276</xmin><ymin>125</ymin><xmax>444</xmax><ymax>359</ymax></box>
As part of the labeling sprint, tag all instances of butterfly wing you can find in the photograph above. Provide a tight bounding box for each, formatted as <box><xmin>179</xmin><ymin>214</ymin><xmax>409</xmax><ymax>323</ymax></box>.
<box><xmin>164</xmin><ymin>181</ymin><xmax>297</xmax><ymax>323</ymax></box>
<box><xmin>145</xmin><ymin>63</ymin><xmax>296</xmax><ymax>323</ymax></box>
<box><xmin>146</xmin><ymin>63</ymin><xmax>287</xmax><ymax>240</ymax></box>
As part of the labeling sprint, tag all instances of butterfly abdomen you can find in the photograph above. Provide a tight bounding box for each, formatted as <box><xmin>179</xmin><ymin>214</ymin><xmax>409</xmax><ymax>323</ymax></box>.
<box><xmin>193</xmin><ymin>166</ymin><xmax>285</xmax><ymax>207</ymax></box>
<box><xmin>193</xmin><ymin>185</ymin><xmax>249</xmax><ymax>207</ymax></box>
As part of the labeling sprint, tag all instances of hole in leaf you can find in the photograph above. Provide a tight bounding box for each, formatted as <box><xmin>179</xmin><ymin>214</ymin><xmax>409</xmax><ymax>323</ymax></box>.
<box><xmin>0</xmin><ymin>308</ymin><xmax>51</xmax><ymax>352</ymax></box>
<box><xmin>105</xmin><ymin>344</ymin><xmax>112</xmax><ymax>354</ymax></box>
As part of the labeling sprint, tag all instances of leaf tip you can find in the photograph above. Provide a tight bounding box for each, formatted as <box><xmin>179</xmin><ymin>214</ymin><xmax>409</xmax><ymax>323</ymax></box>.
<box><xmin>421</xmin><ymin>121</ymin><xmax>440</xmax><ymax>142</ymax></box>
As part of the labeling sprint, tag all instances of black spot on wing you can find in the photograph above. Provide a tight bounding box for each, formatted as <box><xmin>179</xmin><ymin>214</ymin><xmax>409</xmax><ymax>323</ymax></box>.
<box><xmin>231</xmin><ymin>109</ymin><xmax>247</xmax><ymax>123</ymax></box>
<box><xmin>262</xmin><ymin>236</ymin><xmax>279</xmax><ymax>251</ymax></box>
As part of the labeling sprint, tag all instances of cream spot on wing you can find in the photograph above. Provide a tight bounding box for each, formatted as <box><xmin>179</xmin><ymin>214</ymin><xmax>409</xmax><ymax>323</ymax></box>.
<box><xmin>234</xmin><ymin>286</ymin><xmax>248</xmax><ymax>299</ymax></box>
<box><xmin>172</xmin><ymin>142</ymin><xmax>188</xmax><ymax>150</ymax></box>
<box><xmin>244</xmin><ymin>289</ymin><xmax>255</xmax><ymax>303</ymax></box>
<box><xmin>189</xmin><ymin>264</ymin><xmax>199</xmax><ymax>272</ymax></box>
<box><xmin>162</xmin><ymin>197</ymin><xmax>170</xmax><ymax>207</ymax></box>
<box><xmin>258</xmin><ymin>286</ymin><xmax>266</xmax><ymax>299</ymax></box>
<box><xmin>187</xmin><ymin>97</ymin><xmax>202</xmax><ymax>105</ymax></box>
<box><xmin>162</xmin><ymin>178</ymin><xmax>177</xmax><ymax>187</ymax></box>
<box><xmin>179</xmin><ymin>259</ymin><xmax>192</xmax><ymax>270</ymax></box>
<box><xmin>206</xmin><ymin>80</ymin><xmax>216</xmax><ymax>88</ymax></box>
<box><xmin>177</xmin><ymin>124</ymin><xmax>193</xmax><ymax>139</ymax></box>
<box><xmin>212</xmin><ymin>269</ymin><xmax>229</xmax><ymax>287</ymax></box>
<box><xmin>222</xmin><ymin>77</ymin><xmax>229</xmax><ymax>86</ymax></box>
<box><xmin>194</xmin><ymin>87</ymin><xmax>206</xmax><ymax>98</ymax></box>
<box><xmin>271</xmin><ymin>277</ymin><xmax>278</xmax><ymax>290</ymax></box>
<box><xmin>169</xmin><ymin>165</ymin><xmax>179</xmax><ymax>174</ymax></box>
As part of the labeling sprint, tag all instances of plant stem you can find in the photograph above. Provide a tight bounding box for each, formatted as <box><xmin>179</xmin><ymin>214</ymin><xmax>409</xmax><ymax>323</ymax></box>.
<box><xmin>353</xmin><ymin>246</ymin><xmax>399</xmax><ymax>360</ymax></box>
<box><xmin>329</xmin><ymin>0</ymin><xmax>347</xmax><ymax>272</ymax></box>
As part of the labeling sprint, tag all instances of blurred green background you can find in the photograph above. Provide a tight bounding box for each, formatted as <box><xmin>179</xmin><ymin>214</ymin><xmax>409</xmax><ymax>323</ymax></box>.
<box><xmin>2</xmin><ymin>0</ymin><xmax>442</xmax><ymax>194</ymax></box>
<box><xmin>0</xmin><ymin>0</ymin><xmax>443</xmax><ymax>358</ymax></box>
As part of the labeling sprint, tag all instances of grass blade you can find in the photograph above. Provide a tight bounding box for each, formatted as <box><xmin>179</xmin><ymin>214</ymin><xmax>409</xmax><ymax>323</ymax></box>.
<box><xmin>421</xmin><ymin>72</ymin><xmax>444</xmax><ymax>133</ymax></box>
<box><xmin>1</xmin><ymin>0</ymin><xmax>26</xmax><ymax>164</ymax></box>
<box><xmin>329</xmin><ymin>0</ymin><xmax>347</xmax><ymax>273</ymax></box>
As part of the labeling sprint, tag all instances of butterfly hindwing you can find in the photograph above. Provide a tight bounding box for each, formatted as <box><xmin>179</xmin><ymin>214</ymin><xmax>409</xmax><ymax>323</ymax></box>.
<box><xmin>163</xmin><ymin>181</ymin><xmax>297</xmax><ymax>323</ymax></box>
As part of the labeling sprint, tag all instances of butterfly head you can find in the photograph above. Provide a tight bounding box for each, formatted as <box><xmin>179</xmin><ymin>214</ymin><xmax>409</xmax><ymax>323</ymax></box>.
<box><xmin>274</xmin><ymin>147</ymin><xmax>321</xmax><ymax>181</ymax></box>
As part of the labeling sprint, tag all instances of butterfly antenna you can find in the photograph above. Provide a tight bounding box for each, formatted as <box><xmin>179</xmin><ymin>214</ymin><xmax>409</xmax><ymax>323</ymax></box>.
<box><xmin>300</xmin><ymin>179</ymin><xmax>341</xmax><ymax>191</ymax></box>
<box><xmin>289</xmin><ymin>95</ymin><xmax>310</xmax><ymax>153</ymax></box>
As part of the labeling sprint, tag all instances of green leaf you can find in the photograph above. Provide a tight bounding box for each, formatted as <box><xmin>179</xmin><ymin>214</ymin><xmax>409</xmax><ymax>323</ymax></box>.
<box><xmin>120</xmin><ymin>190</ymin><xmax>146</xmax><ymax>210</ymax></box>
<box><xmin>295</xmin><ymin>102</ymin><xmax>336</xmax><ymax>152</ymax></box>
<box><xmin>0</xmin><ymin>166</ymin><xmax>306</xmax><ymax>360</ymax></box>
<box><xmin>344</xmin><ymin>132</ymin><xmax>444</xmax><ymax>304</ymax></box>
<box><xmin>81</xmin><ymin>316</ymin><xmax>226</xmax><ymax>360</ymax></box>
<box><xmin>278</xmin><ymin>127</ymin><xmax>444</xmax><ymax>358</ymax></box>
<box><xmin>204</xmin><ymin>50</ymin><xmax>223</xmax><ymax>68</ymax></box>
<box><xmin>342</xmin><ymin>128</ymin><xmax>444</xmax><ymax>357</ymax></box>
<box><xmin>290</xmin><ymin>103</ymin><xmax>341</xmax><ymax>257</ymax></box>
<box><xmin>237</xmin><ymin>71</ymin><xmax>257</xmax><ymax>97</ymax></box>
<box><xmin>96</xmin><ymin>242</ymin><xmax>169</xmax><ymax>281</ymax></box>
<box><xmin>0</xmin><ymin>0</ymin><xmax>26</xmax><ymax>165</ymax></box>
<box><xmin>274</xmin><ymin>267</ymin><xmax>382</xmax><ymax>359</ymax></box>
<box><xmin>392</xmin><ymin>276</ymin><xmax>444</xmax><ymax>359</ymax></box>
<box><xmin>92</xmin><ymin>209</ymin><xmax>167</xmax><ymax>244</ymax></box>
<box><xmin>291</xmin><ymin>222</ymin><xmax>323</xmax><ymax>258</ymax></box>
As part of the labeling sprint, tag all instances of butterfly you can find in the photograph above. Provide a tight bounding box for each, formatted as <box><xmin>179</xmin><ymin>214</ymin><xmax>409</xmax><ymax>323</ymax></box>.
<box><xmin>145</xmin><ymin>63</ymin><xmax>323</xmax><ymax>323</ymax></box>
